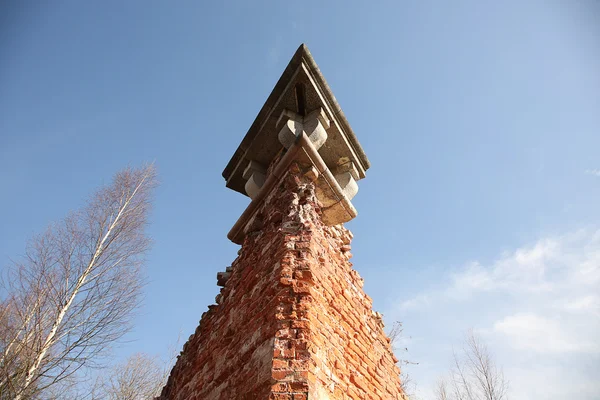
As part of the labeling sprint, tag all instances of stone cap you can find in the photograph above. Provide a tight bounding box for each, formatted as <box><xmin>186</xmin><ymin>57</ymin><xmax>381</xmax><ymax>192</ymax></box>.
<box><xmin>222</xmin><ymin>44</ymin><xmax>370</xmax><ymax>197</ymax></box>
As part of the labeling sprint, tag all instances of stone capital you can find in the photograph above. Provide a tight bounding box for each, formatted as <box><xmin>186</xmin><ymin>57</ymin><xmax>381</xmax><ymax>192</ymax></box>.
<box><xmin>222</xmin><ymin>44</ymin><xmax>371</xmax><ymax>243</ymax></box>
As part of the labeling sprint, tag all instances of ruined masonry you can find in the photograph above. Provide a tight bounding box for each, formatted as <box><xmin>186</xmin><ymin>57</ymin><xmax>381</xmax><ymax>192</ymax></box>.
<box><xmin>159</xmin><ymin>44</ymin><xmax>406</xmax><ymax>400</ymax></box>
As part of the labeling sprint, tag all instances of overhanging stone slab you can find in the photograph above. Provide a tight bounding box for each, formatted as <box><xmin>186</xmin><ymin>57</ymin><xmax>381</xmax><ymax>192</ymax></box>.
<box><xmin>222</xmin><ymin>44</ymin><xmax>370</xmax><ymax>198</ymax></box>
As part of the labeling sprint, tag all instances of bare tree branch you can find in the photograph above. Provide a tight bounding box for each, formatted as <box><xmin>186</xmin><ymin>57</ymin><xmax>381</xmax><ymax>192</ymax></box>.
<box><xmin>0</xmin><ymin>165</ymin><xmax>157</xmax><ymax>399</ymax></box>
<box><xmin>98</xmin><ymin>352</ymin><xmax>168</xmax><ymax>400</ymax></box>
<box><xmin>434</xmin><ymin>330</ymin><xmax>509</xmax><ymax>400</ymax></box>
<box><xmin>388</xmin><ymin>321</ymin><xmax>418</xmax><ymax>398</ymax></box>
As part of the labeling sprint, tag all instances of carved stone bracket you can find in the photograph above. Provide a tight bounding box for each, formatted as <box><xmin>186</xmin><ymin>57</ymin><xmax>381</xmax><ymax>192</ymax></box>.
<box><xmin>332</xmin><ymin>161</ymin><xmax>359</xmax><ymax>200</ymax></box>
<box><xmin>243</xmin><ymin>161</ymin><xmax>266</xmax><ymax>199</ymax></box>
<box><xmin>277</xmin><ymin>108</ymin><xmax>330</xmax><ymax>150</ymax></box>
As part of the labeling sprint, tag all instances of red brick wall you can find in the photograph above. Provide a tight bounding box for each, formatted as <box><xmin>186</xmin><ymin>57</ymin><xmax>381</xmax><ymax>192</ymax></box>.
<box><xmin>159</xmin><ymin>162</ymin><xmax>405</xmax><ymax>400</ymax></box>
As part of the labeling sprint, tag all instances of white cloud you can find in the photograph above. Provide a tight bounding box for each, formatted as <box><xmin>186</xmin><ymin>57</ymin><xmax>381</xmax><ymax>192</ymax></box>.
<box><xmin>398</xmin><ymin>293</ymin><xmax>431</xmax><ymax>311</ymax></box>
<box><xmin>443</xmin><ymin>230</ymin><xmax>600</xmax><ymax>301</ymax></box>
<box><xmin>493</xmin><ymin>313</ymin><xmax>599</xmax><ymax>354</ymax></box>
<box><xmin>505</xmin><ymin>364</ymin><xmax>599</xmax><ymax>400</ymax></box>
<box><xmin>563</xmin><ymin>295</ymin><xmax>600</xmax><ymax>315</ymax></box>
<box><xmin>585</xmin><ymin>169</ymin><xmax>600</xmax><ymax>177</ymax></box>
<box><xmin>447</xmin><ymin>237</ymin><xmax>563</xmax><ymax>297</ymax></box>
<box><xmin>394</xmin><ymin>229</ymin><xmax>600</xmax><ymax>400</ymax></box>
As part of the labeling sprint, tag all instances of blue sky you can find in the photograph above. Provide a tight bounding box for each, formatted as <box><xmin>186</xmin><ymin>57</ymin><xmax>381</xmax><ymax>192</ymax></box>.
<box><xmin>1</xmin><ymin>2</ymin><xmax>599</xmax><ymax>399</ymax></box>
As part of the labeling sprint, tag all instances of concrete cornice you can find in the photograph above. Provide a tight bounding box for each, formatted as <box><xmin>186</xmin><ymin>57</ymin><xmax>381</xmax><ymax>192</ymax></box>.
<box><xmin>294</xmin><ymin>44</ymin><xmax>370</xmax><ymax>170</ymax></box>
<box><xmin>222</xmin><ymin>44</ymin><xmax>370</xmax><ymax>198</ymax></box>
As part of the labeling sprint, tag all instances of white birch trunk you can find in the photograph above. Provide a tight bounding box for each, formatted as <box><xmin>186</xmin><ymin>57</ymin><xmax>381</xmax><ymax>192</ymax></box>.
<box><xmin>5</xmin><ymin>167</ymin><xmax>155</xmax><ymax>400</ymax></box>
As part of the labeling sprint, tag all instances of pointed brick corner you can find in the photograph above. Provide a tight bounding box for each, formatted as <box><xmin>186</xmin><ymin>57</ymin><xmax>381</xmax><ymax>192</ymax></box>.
<box><xmin>159</xmin><ymin>45</ymin><xmax>406</xmax><ymax>400</ymax></box>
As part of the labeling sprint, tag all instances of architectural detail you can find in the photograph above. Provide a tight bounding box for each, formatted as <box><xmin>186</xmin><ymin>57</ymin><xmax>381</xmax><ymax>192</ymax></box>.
<box><xmin>277</xmin><ymin>108</ymin><xmax>330</xmax><ymax>151</ymax></box>
<box><xmin>244</xmin><ymin>161</ymin><xmax>267</xmax><ymax>199</ymax></box>
<box><xmin>220</xmin><ymin>44</ymin><xmax>370</xmax><ymax>221</ymax></box>
<box><xmin>159</xmin><ymin>44</ymin><xmax>406</xmax><ymax>400</ymax></box>
<box><xmin>332</xmin><ymin>161</ymin><xmax>359</xmax><ymax>201</ymax></box>
<box><xmin>277</xmin><ymin>110</ymin><xmax>303</xmax><ymax>149</ymax></box>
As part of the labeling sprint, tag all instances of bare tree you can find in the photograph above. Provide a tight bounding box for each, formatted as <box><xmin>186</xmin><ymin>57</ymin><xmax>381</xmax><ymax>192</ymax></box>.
<box><xmin>388</xmin><ymin>321</ymin><xmax>418</xmax><ymax>398</ymax></box>
<box><xmin>95</xmin><ymin>352</ymin><xmax>169</xmax><ymax>400</ymax></box>
<box><xmin>0</xmin><ymin>165</ymin><xmax>157</xmax><ymax>399</ymax></box>
<box><xmin>87</xmin><ymin>332</ymin><xmax>180</xmax><ymax>400</ymax></box>
<box><xmin>435</xmin><ymin>330</ymin><xmax>509</xmax><ymax>400</ymax></box>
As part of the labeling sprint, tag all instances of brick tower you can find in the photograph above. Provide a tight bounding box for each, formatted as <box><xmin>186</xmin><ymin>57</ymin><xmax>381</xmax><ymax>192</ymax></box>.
<box><xmin>159</xmin><ymin>44</ymin><xmax>406</xmax><ymax>400</ymax></box>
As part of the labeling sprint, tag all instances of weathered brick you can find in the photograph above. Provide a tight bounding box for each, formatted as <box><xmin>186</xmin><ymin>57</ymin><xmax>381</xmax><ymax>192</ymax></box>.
<box><xmin>158</xmin><ymin>164</ymin><xmax>405</xmax><ymax>399</ymax></box>
<box><xmin>273</xmin><ymin>359</ymin><xmax>289</xmax><ymax>369</ymax></box>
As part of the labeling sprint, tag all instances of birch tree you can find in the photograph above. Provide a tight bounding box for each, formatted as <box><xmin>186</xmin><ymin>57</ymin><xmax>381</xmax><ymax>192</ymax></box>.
<box><xmin>435</xmin><ymin>330</ymin><xmax>509</xmax><ymax>400</ymax></box>
<box><xmin>0</xmin><ymin>165</ymin><xmax>157</xmax><ymax>399</ymax></box>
